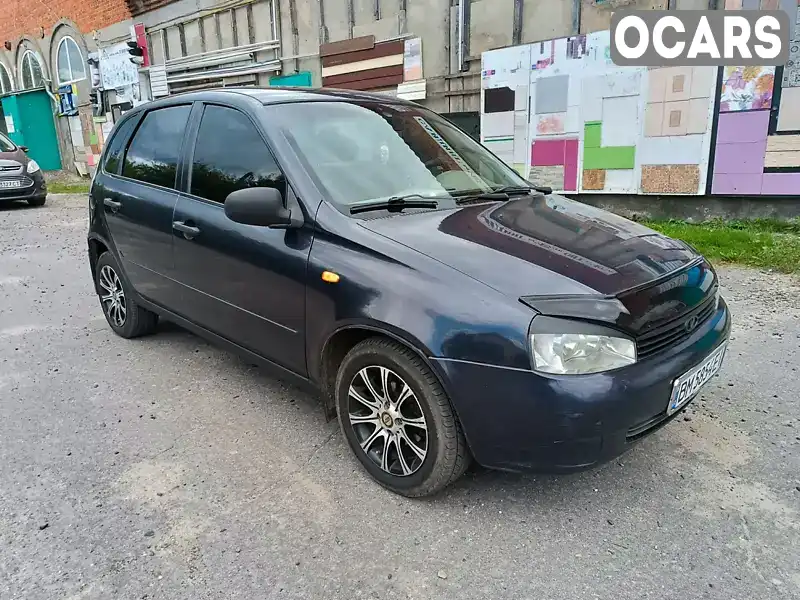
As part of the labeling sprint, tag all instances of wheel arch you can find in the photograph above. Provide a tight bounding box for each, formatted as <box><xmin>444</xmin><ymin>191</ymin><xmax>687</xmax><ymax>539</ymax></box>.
<box><xmin>317</xmin><ymin>322</ymin><xmax>459</xmax><ymax>424</ymax></box>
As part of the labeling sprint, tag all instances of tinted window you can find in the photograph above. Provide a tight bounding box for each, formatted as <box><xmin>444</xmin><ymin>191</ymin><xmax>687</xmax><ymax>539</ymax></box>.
<box><xmin>122</xmin><ymin>105</ymin><xmax>191</xmax><ymax>189</ymax></box>
<box><xmin>0</xmin><ymin>132</ymin><xmax>15</xmax><ymax>152</ymax></box>
<box><xmin>103</xmin><ymin>117</ymin><xmax>137</xmax><ymax>174</ymax></box>
<box><xmin>190</xmin><ymin>105</ymin><xmax>285</xmax><ymax>203</ymax></box>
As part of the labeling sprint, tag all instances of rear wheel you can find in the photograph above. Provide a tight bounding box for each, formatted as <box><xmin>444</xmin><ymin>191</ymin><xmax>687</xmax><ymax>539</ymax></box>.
<box><xmin>335</xmin><ymin>337</ymin><xmax>470</xmax><ymax>497</ymax></box>
<box><xmin>95</xmin><ymin>252</ymin><xmax>158</xmax><ymax>338</ymax></box>
<box><xmin>27</xmin><ymin>196</ymin><xmax>46</xmax><ymax>207</ymax></box>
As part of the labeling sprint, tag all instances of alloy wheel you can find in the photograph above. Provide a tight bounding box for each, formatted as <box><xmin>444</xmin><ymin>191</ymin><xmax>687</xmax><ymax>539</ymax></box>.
<box><xmin>98</xmin><ymin>265</ymin><xmax>127</xmax><ymax>328</ymax></box>
<box><xmin>347</xmin><ymin>365</ymin><xmax>429</xmax><ymax>477</ymax></box>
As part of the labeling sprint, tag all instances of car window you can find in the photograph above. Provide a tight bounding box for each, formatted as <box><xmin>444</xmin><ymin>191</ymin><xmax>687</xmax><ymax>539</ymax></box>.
<box><xmin>103</xmin><ymin>117</ymin><xmax>138</xmax><ymax>175</ymax></box>
<box><xmin>122</xmin><ymin>105</ymin><xmax>191</xmax><ymax>189</ymax></box>
<box><xmin>0</xmin><ymin>132</ymin><xmax>15</xmax><ymax>152</ymax></box>
<box><xmin>270</xmin><ymin>101</ymin><xmax>530</xmax><ymax>210</ymax></box>
<box><xmin>190</xmin><ymin>104</ymin><xmax>286</xmax><ymax>203</ymax></box>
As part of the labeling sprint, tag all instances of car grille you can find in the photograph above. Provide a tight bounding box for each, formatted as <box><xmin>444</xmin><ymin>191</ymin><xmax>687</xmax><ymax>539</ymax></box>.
<box><xmin>0</xmin><ymin>165</ymin><xmax>19</xmax><ymax>172</ymax></box>
<box><xmin>636</xmin><ymin>289</ymin><xmax>717</xmax><ymax>359</ymax></box>
<box><xmin>0</xmin><ymin>176</ymin><xmax>34</xmax><ymax>195</ymax></box>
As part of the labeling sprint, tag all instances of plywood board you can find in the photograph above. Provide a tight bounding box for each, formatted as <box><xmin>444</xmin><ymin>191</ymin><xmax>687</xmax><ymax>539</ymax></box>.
<box><xmin>530</xmin><ymin>165</ymin><xmax>565</xmax><ymax>189</ymax></box>
<box><xmin>689</xmin><ymin>66</ymin><xmax>716</xmax><ymax>99</ymax></box>
<box><xmin>532</xmin><ymin>139</ymin><xmax>566</xmax><ymax>166</ymax></box>
<box><xmin>535</xmin><ymin>113</ymin><xmax>567</xmax><ymax>135</ymax></box>
<box><xmin>686</xmin><ymin>98</ymin><xmax>711</xmax><ymax>134</ymax></box>
<box><xmin>565</xmin><ymin>105</ymin><xmax>580</xmax><ymax>133</ymax></box>
<box><xmin>713</xmin><ymin>141</ymin><xmax>767</xmax><ymax>174</ymax></box>
<box><xmin>763</xmin><ymin>150</ymin><xmax>800</xmax><ymax>167</ymax></box>
<box><xmin>601</xmin><ymin>96</ymin><xmax>640</xmax><ymax>146</ymax></box>
<box><xmin>603</xmin><ymin>169</ymin><xmax>636</xmax><ymax>192</ymax></box>
<box><xmin>664</xmin><ymin>67</ymin><xmax>693</xmax><ymax>102</ymax></box>
<box><xmin>580</xmin><ymin>76</ymin><xmax>604</xmax><ymax>121</ymax></box>
<box><xmin>639</xmin><ymin>135</ymin><xmax>705</xmax><ymax>165</ymax></box>
<box><xmin>661</xmin><ymin>100</ymin><xmax>690</xmax><ymax>136</ymax></box>
<box><xmin>484</xmin><ymin>87</ymin><xmax>516</xmax><ymax>113</ymax></box>
<box><xmin>766</xmin><ymin>134</ymin><xmax>800</xmax><ymax>151</ymax></box>
<box><xmin>584</xmin><ymin>122</ymin><xmax>602</xmax><ymax>148</ymax></box>
<box><xmin>483</xmin><ymin>112</ymin><xmax>515</xmax><ymax>137</ymax></box>
<box><xmin>602</xmin><ymin>70</ymin><xmax>642</xmax><ymax>98</ymax></box>
<box><xmin>582</xmin><ymin>169</ymin><xmax>606</xmax><ymax>190</ymax></box>
<box><xmin>644</xmin><ymin>102</ymin><xmax>664</xmax><ymax>137</ymax></box>
<box><xmin>762</xmin><ymin>172</ymin><xmax>800</xmax><ymax>193</ymax></box>
<box><xmin>535</xmin><ymin>75</ymin><xmax>569</xmax><ymax>114</ymax></box>
<box><xmin>711</xmin><ymin>173</ymin><xmax>763</xmax><ymax>194</ymax></box>
<box><xmin>641</xmin><ymin>165</ymin><xmax>701</xmax><ymax>194</ymax></box>
<box><xmin>777</xmin><ymin>87</ymin><xmax>800</xmax><ymax>131</ymax></box>
<box><xmin>647</xmin><ymin>68</ymin><xmax>668</xmax><ymax>103</ymax></box>
<box><xmin>584</xmin><ymin>146</ymin><xmax>636</xmax><ymax>170</ymax></box>
<box><xmin>715</xmin><ymin>110</ymin><xmax>770</xmax><ymax>143</ymax></box>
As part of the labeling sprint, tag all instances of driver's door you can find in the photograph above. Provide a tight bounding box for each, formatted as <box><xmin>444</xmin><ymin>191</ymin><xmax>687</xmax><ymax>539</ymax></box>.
<box><xmin>170</xmin><ymin>102</ymin><xmax>312</xmax><ymax>375</ymax></box>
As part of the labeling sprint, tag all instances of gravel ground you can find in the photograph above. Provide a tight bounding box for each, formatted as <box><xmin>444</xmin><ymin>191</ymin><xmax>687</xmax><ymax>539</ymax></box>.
<box><xmin>1</xmin><ymin>195</ymin><xmax>799</xmax><ymax>600</ymax></box>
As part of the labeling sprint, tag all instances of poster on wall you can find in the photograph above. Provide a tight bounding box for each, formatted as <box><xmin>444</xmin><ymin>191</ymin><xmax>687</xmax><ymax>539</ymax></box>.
<box><xmin>99</xmin><ymin>43</ymin><xmax>140</xmax><ymax>90</ymax></box>
<box><xmin>480</xmin><ymin>45</ymin><xmax>532</xmax><ymax>176</ymax></box>
<box><xmin>481</xmin><ymin>29</ymin><xmax>718</xmax><ymax>196</ymax></box>
<box><xmin>56</xmin><ymin>85</ymin><xmax>78</xmax><ymax>117</ymax></box>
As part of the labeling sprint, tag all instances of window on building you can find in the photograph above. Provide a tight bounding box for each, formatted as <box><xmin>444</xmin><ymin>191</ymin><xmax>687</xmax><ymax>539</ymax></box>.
<box><xmin>56</xmin><ymin>37</ymin><xmax>86</xmax><ymax>85</ymax></box>
<box><xmin>122</xmin><ymin>105</ymin><xmax>191</xmax><ymax>189</ymax></box>
<box><xmin>189</xmin><ymin>105</ymin><xmax>286</xmax><ymax>203</ymax></box>
<box><xmin>0</xmin><ymin>63</ymin><xmax>12</xmax><ymax>94</ymax></box>
<box><xmin>20</xmin><ymin>51</ymin><xmax>45</xmax><ymax>90</ymax></box>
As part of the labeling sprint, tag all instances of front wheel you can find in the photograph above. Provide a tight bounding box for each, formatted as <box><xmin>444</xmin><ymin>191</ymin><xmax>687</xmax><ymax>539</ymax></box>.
<box><xmin>335</xmin><ymin>337</ymin><xmax>470</xmax><ymax>497</ymax></box>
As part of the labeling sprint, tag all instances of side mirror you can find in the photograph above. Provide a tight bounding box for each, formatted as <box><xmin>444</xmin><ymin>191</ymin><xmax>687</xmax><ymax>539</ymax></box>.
<box><xmin>20</xmin><ymin>146</ymin><xmax>29</xmax><ymax>152</ymax></box>
<box><xmin>224</xmin><ymin>187</ymin><xmax>293</xmax><ymax>228</ymax></box>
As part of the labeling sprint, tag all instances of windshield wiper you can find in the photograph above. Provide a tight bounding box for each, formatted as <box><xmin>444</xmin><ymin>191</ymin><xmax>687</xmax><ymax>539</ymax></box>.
<box><xmin>350</xmin><ymin>194</ymin><xmax>440</xmax><ymax>215</ymax></box>
<box><xmin>493</xmin><ymin>185</ymin><xmax>552</xmax><ymax>195</ymax></box>
<box><xmin>451</xmin><ymin>185</ymin><xmax>551</xmax><ymax>205</ymax></box>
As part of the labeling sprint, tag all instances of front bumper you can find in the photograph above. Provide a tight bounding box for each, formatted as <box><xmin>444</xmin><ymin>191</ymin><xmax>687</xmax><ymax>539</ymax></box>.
<box><xmin>432</xmin><ymin>298</ymin><xmax>732</xmax><ymax>472</ymax></box>
<box><xmin>0</xmin><ymin>172</ymin><xmax>46</xmax><ymax>202</ymax></box>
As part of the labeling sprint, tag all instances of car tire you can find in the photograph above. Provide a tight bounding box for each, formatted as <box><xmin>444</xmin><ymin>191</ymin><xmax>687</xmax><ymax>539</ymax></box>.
<box><xmin>27</xmin><ymin>196</ymin><xmax>46</xmax><ymax>207</ymax></box>
<box><xmin>335</xmin><ymin>337</ymin><xmax>470</xmax><ymax>497</ymax></box>
<box><xmin>95</xmin><ymin>252</ymin><xmax>158</xmax><ymax>338</ymax></box>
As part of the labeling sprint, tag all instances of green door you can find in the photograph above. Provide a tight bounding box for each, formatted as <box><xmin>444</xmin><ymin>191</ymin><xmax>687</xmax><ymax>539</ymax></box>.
<box><xmin>0</xmin><ymin>89</ymin><xmax>62</xmax><ymax>170</ymax></box>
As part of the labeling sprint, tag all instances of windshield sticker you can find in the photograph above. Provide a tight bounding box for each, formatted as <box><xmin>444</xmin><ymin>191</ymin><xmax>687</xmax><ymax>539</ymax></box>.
<box><xmin>412</xmin><ymin>116</ymin><xmax>488</xmax><ymax>189</ymax></box>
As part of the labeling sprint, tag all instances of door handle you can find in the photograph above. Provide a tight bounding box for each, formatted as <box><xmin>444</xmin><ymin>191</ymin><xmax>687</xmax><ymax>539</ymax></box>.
<box><xmin>103</xmin><ymin>198</ymin><xmax>122</xmax><ymax>212</ymax></box>
<box><xmin>173</xmin><ymin>221</ymin><xmax>201</xmax><ymax>239</ymax></box>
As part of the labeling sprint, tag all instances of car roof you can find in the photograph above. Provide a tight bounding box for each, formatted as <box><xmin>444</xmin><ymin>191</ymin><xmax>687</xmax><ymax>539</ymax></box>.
<box><xmin>127</xmin><ymin>86</ymin><xmax>418</xmax><ymax>112</ymax></box>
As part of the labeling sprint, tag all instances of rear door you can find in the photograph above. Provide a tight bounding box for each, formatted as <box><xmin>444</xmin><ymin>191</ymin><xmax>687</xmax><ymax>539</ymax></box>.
<box><xmin>102</xmin><ymin>104</ymin><xmax>192</xmax><ymax>308</ymax></box>
<box><xmin>170</xmin><ymin>102</ymin><xmax>312</xmax><ymax>375</ymax></box>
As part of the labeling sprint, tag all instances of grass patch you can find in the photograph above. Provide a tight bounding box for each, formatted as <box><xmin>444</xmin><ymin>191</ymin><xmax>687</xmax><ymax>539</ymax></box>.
<box><xmin>644</xmin><ymin>218</ymin><xmax>800</xmax><ymax>274</ymax></box>
<box><xmin>48</xmin><ymin>182</ymin><xmax>91</xmax><ymax>194</ymax></box>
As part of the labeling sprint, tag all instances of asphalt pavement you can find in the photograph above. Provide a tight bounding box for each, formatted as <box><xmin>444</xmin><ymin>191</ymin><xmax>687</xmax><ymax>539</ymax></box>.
<box><xmin>1</xmin><ymin>194</ymin><xmax>799</xmax><ymax>600</ymax></box>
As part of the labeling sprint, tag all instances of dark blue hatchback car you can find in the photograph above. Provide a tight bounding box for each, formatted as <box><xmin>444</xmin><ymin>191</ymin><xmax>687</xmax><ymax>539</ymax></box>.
<box><xmin>87</xmin><ymin>88</ymin><xmax>730</xmax><ymax>497</ymax></box>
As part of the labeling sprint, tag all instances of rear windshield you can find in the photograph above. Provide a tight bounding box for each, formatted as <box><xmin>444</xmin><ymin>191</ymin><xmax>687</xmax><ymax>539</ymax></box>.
<box><xmin>0</xmin><ymin>132</ymin><xmax>15</xmax><ymax>152</ymax></box>
<box><xmin>269</xmin><ymin>100</ymin><xmax>529</xmax><ymax>209</ymax></box>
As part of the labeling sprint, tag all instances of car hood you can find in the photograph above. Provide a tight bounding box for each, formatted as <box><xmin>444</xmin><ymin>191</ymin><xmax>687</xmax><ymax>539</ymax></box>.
<box><xmin>359</xmin><ymin>194</ymin><xmax>700</xmax><ymax>298</ymax></box>
<box><xmin>0</xmin><ymin>149</ymin><xmax>27</xmax><ymax>174</ymax></box>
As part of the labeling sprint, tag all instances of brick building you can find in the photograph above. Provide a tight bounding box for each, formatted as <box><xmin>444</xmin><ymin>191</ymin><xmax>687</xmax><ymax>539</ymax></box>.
<box><xmin>0</xmin><ymin>0</ymin><xmax>714</xmax><ymax>176</ymax></box>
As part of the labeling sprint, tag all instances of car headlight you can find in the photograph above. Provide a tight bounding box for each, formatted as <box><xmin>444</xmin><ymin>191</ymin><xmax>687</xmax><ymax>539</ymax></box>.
<box><xmin>530</xmin><ymin>332</ymin><xmax>636</xmax><ymax>375</ymax></box>
<box><xmin>27</xmin><ymin>159</ymin><xmax>40</xmax><ymax>174</ymax></box>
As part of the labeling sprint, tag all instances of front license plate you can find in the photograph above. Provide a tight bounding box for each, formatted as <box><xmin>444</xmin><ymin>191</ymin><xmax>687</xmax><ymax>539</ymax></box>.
<box><xmin>668</xmin><ymin>343</ymin><xmax>727</xmax><ymax>415</ymax></box>
<box><xmin>0</xmin><ymin>180</ymin><xmax>22</xmax><ymax>189</ymax></box>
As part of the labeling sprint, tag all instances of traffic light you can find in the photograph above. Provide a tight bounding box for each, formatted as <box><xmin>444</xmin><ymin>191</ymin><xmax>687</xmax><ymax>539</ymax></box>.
<box><xmin>127</xmin><ymin>41</ymin><xmax>144</xmax><ymax>65</ymax></box>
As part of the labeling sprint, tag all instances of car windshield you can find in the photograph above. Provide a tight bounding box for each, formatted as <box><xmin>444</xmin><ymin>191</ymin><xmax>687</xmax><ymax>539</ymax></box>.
<box><xmin>270</xmin><ymin>100</ymin><xmax>530</xmax><ymax>209</ymax></box>
<box><xmin>0</xmin><ymin>133</ymin><xmax>15</xmax><ymax>152</ymax></box>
